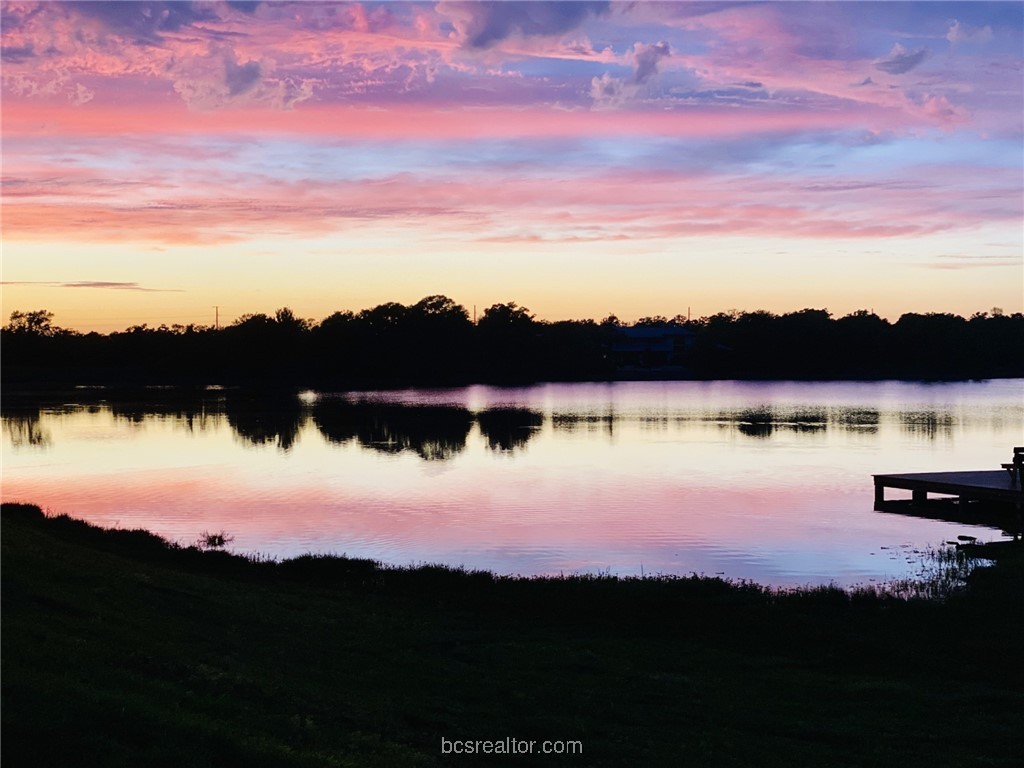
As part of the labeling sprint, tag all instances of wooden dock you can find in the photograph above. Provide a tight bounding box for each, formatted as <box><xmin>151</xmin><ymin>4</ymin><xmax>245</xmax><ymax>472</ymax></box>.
<box><xmin>873</xmin><ymin>470</ymin><xmax>1024</xmax><ymax>508</ymax></box>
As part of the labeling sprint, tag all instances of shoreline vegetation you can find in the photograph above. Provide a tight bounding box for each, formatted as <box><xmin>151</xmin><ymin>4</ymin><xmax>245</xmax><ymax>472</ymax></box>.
<box><xmin>4</xmin><ymin>300</ymin><xmax>1023</xmax><ymax>387</ymax></box>
<box><xmin>3</xmin><ymin>503</ymin><xmax>1022</xmax><ymax>766</ymax></box>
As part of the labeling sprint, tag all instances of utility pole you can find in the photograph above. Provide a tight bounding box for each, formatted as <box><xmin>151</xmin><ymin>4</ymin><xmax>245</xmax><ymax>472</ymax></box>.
<box><xmin>214</xmin><ymin>305</ymin><xmax>219</xmax><ymax>330</ymax></box>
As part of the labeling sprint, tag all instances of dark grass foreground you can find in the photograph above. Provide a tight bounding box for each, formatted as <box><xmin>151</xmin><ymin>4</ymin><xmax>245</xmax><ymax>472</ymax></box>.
<box><xmin>3</xmin><ymin>503</ymin><xmax>1022</xmax><ymax>767</ymax></box>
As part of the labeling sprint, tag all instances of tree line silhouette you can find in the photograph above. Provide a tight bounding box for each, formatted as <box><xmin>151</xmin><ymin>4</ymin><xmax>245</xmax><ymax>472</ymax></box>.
<box><xmin>3</xmin><ymin>297</ymin><xmax>1022</xmax><ymax>386</ymax></box>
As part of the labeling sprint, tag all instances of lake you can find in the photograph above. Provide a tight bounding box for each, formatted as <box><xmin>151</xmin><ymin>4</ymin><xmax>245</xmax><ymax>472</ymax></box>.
<box><xmin>3</xmin><ymin>380</ymin><xmax>1021</xmax><ymax>587</ymax></box>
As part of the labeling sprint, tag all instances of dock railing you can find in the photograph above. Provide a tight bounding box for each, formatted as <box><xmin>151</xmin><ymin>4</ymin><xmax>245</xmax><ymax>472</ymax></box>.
<box><xmin>1001</xmin><ymin>446</ymin><xmax>1024</xmax><ymax>487</ymax></box>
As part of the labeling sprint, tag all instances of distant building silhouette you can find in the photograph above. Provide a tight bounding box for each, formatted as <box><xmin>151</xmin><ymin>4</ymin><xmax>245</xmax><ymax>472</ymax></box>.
<box><xmin>612</xmin><ymin>325</ymin><xmax>695</xmax><ymax>376</ymax></box>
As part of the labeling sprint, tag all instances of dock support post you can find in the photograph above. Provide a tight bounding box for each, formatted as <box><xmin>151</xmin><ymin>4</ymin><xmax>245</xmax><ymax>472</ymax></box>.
<box><xmin>912</xmin><ymin>489</ymin><xmax>928</xmax><ymax>504</ymax></box>
<box><xmin>874</xmin><ymin>479</ymin><xmax>885</xmax><ymax>506</ymax></box>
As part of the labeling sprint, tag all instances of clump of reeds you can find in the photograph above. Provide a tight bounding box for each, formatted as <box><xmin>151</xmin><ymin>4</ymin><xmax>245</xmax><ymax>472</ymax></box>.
<box><xmin>874</xmin><ymin>544</ymin><xmax>982</xmax><ymax>601</ymax></box>
<box><xmin>195</xmin><ymin>530</ymin><xmax>235</xmax><ymax>550</ymax></box>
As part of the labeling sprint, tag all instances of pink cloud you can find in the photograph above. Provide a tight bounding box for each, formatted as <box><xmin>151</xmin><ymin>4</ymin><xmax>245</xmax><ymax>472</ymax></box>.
<box><xmin>658</xmin><ymin>3</ymin><xmax>973</xmax><ymax>131</ymax></box>
<box><xmin>4</xmin><ymin>153</ymin><xmax>1017</xmax><ymax>248</ymax></box>
<box><xmin>0</xmin><ymin>1</ymin><xmax>444</xmax><ymax>110</ymax></box>
<box><xmin>1</xmin><ymin>0</ymin><xmax>993</xmax><ymax>136</ymax></box>
<box><xmin>2</xmin><ymin>94</ymin><xmax>925</xmax><ymax>142</ymax></box>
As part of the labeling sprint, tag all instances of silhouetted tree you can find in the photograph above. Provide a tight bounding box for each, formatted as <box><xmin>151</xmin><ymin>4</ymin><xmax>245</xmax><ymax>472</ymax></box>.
<box><xmin>411</xmin><ymin>294</ymin><xmax>469</xmax><ymax>324</ymax></box>
<box><xmin>635</xmin><ymin>315</ymin><xmax>670</xmax><ymax>326</ymax></box>
<box><xmin>2</xmin><ymin>310</ymin><xmax>80</xmax><ymax>376</ymax></box>
<box><xmin>406</xmin><ymin>295</ymin><xmax>473</xmax><ymax>382</ymax></box>
<box><xmin>311</xmin><ymin>310</ymin><xmax>358</xmax><ymax>380</ymax></box>
<box><xmin>835</xmin><ymin>310</ymin><xmax>892</xmax><ymax>376</ymax></box>
<box><xmin>216</xmin><ymin>308</ymin><xmax>314</xmax><ymax>382</ymax></box>
<box><xmin>476</xmin><ymin>302</ymin><xmax>538</xmax><ymax>381</ymax></box>
<box><xmin>274</xmin><ymin>307</ymin><xmax>313</xmax><ymax>333</ymax></box>
<box><xmin>893</xmin><ymin>312</ymin><xmax>970</xmax><ymax>377</ymax></box>
<box><xmin>4</xmin><ymin>310</ymin><xmax>63</xmax><ymax>337</ymax></box>
<box><xmin>358</xmin><ymin>302</ymin><xmax>409</xmax><ymax>332</ymax></box>
<box><xmin>478</xmin><ymin>302</ymin><xmax>534</xmax><ymax>331</ymax></box>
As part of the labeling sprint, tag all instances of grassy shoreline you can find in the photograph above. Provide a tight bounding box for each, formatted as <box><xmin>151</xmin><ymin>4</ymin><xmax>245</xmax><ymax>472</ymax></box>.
<box><xmin>3</xmin><ymin>503</ymin><xmax>1022</xmax><ymax>766</ymax></box>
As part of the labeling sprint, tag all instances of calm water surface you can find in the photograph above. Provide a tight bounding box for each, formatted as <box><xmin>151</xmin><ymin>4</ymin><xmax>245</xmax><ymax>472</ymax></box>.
<box><xmin>3</xmin><ymin>380</ymin><xmax>1022</xmax><ymax>587</ymax></box>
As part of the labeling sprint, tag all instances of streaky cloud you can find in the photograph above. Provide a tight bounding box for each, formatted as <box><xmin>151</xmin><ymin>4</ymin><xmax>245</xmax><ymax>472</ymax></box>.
<box><xmin>923</xmin><ymin>260</ymin><xmax>1019</xmax><ymax>271</ymax></box>
<box><xmin>0</xmin><ymin>44</ymin><xmax>34</xmax><ymax>63</ymax></box>
<box><xmin>61</xmin><ymin>281</ymin><xmax>183</xmax><ymax>292</ymax></box>
<box><xmin>1</xmin><ymin>280</ymin><xmax>183</xmax><ymax>292</ymax></box>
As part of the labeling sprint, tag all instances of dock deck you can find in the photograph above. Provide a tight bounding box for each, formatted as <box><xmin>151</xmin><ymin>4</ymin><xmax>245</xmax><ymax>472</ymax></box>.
<box><xmin>873</xmin><ymin>470</ymin><xmax>1024</xmax><ymax>508</ymax></box>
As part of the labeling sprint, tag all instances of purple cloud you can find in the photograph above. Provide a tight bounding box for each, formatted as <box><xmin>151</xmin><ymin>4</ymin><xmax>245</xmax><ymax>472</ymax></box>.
<box><xmin>0</xmin><ymin>2</ymin><xmax>42</xmax><ymax>32</ymax></box>
<box><xmin>591</xmin><ymin>40</ymin><xmax>673</xmax><ymax>108</ymax></box>
<box><xmin>68</xmin><ymin>1</ymin><xmax>216</xmax><ymax>44</ymax></box>
<box><xmin>633</xmin><ymin>41</ymin><xmax>671</xmax><ymax>84</ymax></box>
<box><xmin>442</xmin><ymin>1</ymin><xmax>610</xmax><ymax>48</ymax></box>
<box><xmin>1</xmin><ymin>44</ymin><xmax>35</xmax><ymax>63</ymax></box>
<box><xmin>224</xmin><ymin>55</ymin><xmax>261</xmax><ymax>97</ymax></box>
<box><xmin>226</xmin><ymin>1</ymin><xmax>261</xmax><ymax>14</ymax></box>
<box><xmin>875</xmin><ymin>43</ymin><xmax>929</xmax><ymax>75</ymax></box>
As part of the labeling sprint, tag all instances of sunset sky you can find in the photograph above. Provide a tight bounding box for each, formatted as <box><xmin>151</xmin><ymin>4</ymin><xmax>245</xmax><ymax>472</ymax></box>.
<box><xmin>2</xmin><ymin>1</ymin><xmax>1022</xmax><ymax>332</ymax></box>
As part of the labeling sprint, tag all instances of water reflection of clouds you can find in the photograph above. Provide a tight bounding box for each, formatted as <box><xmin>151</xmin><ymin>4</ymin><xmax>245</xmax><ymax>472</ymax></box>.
<box><xmin>4</xmin><ymin>381</ymin><xmax>1021</xmax><ymax>586</ymax></box>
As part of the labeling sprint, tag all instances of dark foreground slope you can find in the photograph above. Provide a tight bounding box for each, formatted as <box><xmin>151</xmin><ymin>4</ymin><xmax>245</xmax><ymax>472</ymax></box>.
<box><xmin>3</xmin><ymin>503</ymin><xmax>1022</xmax><ymax>767</ymax></box>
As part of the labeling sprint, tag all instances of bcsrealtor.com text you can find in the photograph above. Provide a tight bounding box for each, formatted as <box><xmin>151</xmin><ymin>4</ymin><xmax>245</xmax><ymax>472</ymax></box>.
<box><xmin>441</xmin><ymin>737</ymin><xmax>583</xmax><ymax>756</ymax></box>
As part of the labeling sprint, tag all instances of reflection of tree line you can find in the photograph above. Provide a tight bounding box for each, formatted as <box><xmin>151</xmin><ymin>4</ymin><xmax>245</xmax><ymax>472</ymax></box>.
<box><xmin>4</xmin><ymin>396</ymin><xmax>965</xmax><ymax>455</ymax></box>
<box><xmin>313</xmin><ymin>402</ymin><xmax>547</xmax><ymax>459</ymax></box>
<box><xmin>550</xmin><ymin>406</ymin><xmax>883</xmax><ymax>439</ymax></box>
<box><xmin>713</xmin><ymin>407</ymin><xmax>875</xmax><ymax>439</ymax></box>
<box><xmin>192</xmin><ymin>396</ymin><xmax>545</xmax><ymax>459</ymax></box>
<box><xmin>0</xmin><ymin>394</ymin><xmax>543</xmax><ymax>458</ymax></box>
<box><xmin>2</xmin><ymin>409</ymin><xmax>53</xmax><ymax>448</ymax></box>
<box><xmin>312</xmin><ymin>401</ymin><xmax>476</xmax><ymax>460</ymax></box>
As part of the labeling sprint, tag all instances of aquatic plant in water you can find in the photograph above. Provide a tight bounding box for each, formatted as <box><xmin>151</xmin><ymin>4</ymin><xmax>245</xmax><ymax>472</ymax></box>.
<box><xmin>195</xmin><ymin>530</ymin><xmax>235</xmax><ymax>550</ymax></box>
<box><xmin>879</xmin><ymin>544</ymin><xmax>985</xmax><ymax>601</ymax></box>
